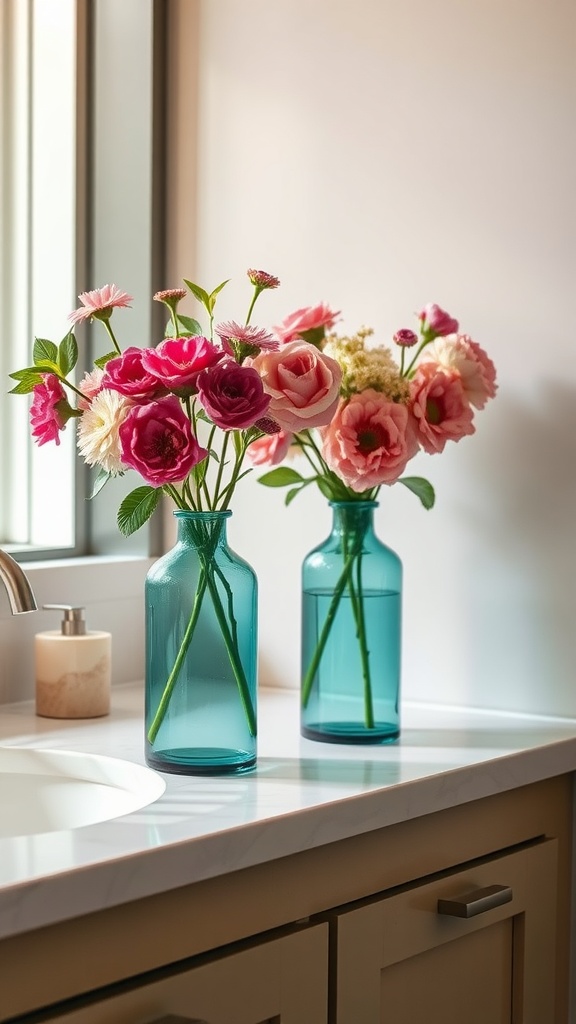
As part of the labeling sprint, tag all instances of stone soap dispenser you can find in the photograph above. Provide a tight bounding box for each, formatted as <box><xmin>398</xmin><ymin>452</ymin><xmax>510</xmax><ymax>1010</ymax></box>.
<box><xmin>35</xmin><ymin>604</ymin><xmax>111</xmax><ymax>719</ymax></box>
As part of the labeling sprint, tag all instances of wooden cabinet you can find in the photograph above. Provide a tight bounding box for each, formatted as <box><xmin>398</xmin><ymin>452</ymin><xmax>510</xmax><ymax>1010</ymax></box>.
<box><xmin>41</xmin><ymin>924</ymin><xmax>329</xmax><ymax>1024</ymax></box>
<box><xmin>1</xmin><ymin>777</ymin><xmax>572</xmax><ymax>1024</ymax></box>
<box><xmin>333</xmin><ymin>839</ymin><xmax>558</xmax><ymax>1023</ymax></box>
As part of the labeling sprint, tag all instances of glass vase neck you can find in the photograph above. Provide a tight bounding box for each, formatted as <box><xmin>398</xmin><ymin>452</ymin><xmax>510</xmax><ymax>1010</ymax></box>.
<box><xmin>173</xmin><ymin>509</ymin><xmax>232</xmax><ymax>546</ymax></box>
<box><xmin>329</xmin><ymin>501</ymin><xmax>378</xmax><ymax>535</ymax></box>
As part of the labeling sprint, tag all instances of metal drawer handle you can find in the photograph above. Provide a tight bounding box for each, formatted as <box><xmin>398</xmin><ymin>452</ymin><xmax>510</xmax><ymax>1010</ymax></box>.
<box><xmin>437</xmin><ymin>884</ymin><xmax>513</xmax><ymax>919</ymax></box>
<box><xmin>151</xmin><ymin>1017</ymin><xmax>209</xmax><ymax>1024</ymax></box>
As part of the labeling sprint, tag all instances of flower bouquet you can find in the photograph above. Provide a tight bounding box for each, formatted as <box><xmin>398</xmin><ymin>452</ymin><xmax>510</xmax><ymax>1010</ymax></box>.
<box><xmin>253</xmin><ymin>302</ymin><xmax>497</xmax><ymax>741</ymax></box>
<box><xmin>9</xmin><ymin>270</ymin><xmax>344</xmax><ymax>771</ymax></box>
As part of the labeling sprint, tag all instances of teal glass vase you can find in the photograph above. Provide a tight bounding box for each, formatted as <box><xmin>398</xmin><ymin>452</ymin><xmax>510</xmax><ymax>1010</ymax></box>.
<box><xmin>301</xmin><ymin>501</ymin><xmax>401</xmax><ymax>744</ymax></box>
<box><xmin>145</xmin><ymin>510</ymin><xmax>257</xmax><ymax>774</ymax></box>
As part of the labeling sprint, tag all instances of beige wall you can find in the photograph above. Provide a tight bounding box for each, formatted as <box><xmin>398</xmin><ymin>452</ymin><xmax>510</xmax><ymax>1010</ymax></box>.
<box><xmin>166</xmin><ymin>0</ymin><xmax>576</xmax><ymax>715</ymax></box>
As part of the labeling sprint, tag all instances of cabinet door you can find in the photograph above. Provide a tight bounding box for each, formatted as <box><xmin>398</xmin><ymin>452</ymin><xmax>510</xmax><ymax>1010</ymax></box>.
<box><xmin>334</xmin><ymin>839</ymin><xmax>557</xmax><ymax>1024</ymax></box>
<box><xmin>42</xmin><ymin>924</ymin><xmax>328</xmax><ymax>1024</ymax></box>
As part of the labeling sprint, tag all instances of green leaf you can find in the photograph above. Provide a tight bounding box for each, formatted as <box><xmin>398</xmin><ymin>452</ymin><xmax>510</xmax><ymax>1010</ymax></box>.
<box><xmin>117</xmin><ymin>486</ymin><xmax>161</xmax><ymax>536</ymax></box>
<box><xmin>398</xmin><ymin>476</ymin><xmax>436</xmax><ymax>510</ymax></box>
<box><xmin>164</xmin><ymin>317</ymin><xmax>175</xmax><ymax>338</ymax></box>
<box><xmin>194</xmin><ymin>406</ymin><xmax>211</xmax><ymax>424</ymax></box>
<box><xmin>258</xmin><ymin>467</ymin><xmax>305</xmax><ymax>488</ymax></box>
<box><xmin>193</xmin><ymin>458</ymin><xmax>208</xmax><ymax>489</ymax></box>
<box><xmin>8</xmin><ymin>369</ymin><xmax>44</xmax><ymax>394</ymax></box>
<box><xmin>285</xmin><ymin>485</ymin><xmax>304</xmax><ymax>506</ymax></box>
<box><xmin>316</xmin><ymin>475</ymin><xmax>337</xmax><ymax>501</ymax></box>
<box><xmin>33</xmin><ymin>338</ymin><xmax>58</xmax><ymax>364</ymax></box>
<box><xmin>177</xmin><ymin>314</ymin><xmax>203</xmax><ymax>336</ymax></box>
<box><xmin>58</xmin><ymin>331</ymin><xmax>78</xmax><ymax>375</ymax></box>
<box><xmin>183</xmin><ymin>279</ymin><xmax>210</xmax><ymax>309</ymax></box>
<box><xmin>90</xmin><ymin>469</ymin><xmax>112</xmax><ymax>499</ymax></box>
<box><xmin>207</xmin><ymin>278</ymin><xmax>230</xmax><ymax>314</ymax></box>
<box><xmin>94</xmin><ymin>351</ymin><xmax>117</xmax><ymax>369</ymax></box>
<box><xmin>32</xmin><ymin>358</ymin><xmax>60</xmax><ymax>374</ymax></box>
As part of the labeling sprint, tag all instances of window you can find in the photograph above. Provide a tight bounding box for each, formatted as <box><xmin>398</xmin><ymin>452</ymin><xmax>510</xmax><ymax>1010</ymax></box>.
<box><xmin>0</xmin><ymin>0</ymin><xmax>166</xmax><ymax>560</ymax></box>
<box><xmin>0</xmin><ymin>0</ymin><xmax>81</xmax><ymax>555</ymax></box>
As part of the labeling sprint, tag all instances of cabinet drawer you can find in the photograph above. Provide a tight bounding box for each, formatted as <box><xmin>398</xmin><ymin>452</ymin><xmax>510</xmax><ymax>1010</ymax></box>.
<box><xmin>37</xmin><ymin>923</ymin><xmax>328</xmax><ymax>1024</ymax></box>
<box><xmin>332</xmin><ymin>839</ymin><xmax>558</xmax><ymax>1024</ymax></box>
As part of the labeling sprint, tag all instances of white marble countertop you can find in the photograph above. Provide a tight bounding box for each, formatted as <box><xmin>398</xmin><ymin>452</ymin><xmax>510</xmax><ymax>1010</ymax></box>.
<box><xmin>1</xmin><ymin>683</ymin><xmax>576</xmax><ymax>942</ymax></box>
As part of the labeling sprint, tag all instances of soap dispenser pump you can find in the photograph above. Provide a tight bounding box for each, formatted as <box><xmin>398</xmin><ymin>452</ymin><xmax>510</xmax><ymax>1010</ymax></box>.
<box><xmin>35</xmin><ymin>604</ymin><xmax>111</xmax><ymax>719</ymax></box>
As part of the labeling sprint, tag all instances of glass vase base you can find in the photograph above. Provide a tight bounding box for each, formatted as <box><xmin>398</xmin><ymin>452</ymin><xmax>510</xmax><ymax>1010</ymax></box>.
<box><xmin>146</xmin><ymin>747</ymin><xmax>257</xmax><ymax>776</ymax></box>
<box><xmin>301</xmin><ymin>721</ymin><xmax>400</xmax><ymax>745</ymax></box>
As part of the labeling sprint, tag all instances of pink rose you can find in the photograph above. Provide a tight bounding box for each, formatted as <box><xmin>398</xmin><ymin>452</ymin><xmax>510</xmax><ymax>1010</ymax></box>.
<box><xmin>30</xmin><ymin>374</ymin><xmax>69</xmax><ymax>446</ymax></box>
<box><xmin>409</xmin><ymin>362</ymin><xmax>475</xmax><ymax>454</ymax></box>
<box><xmin>141</xmin><ymin>336</ymin><xmax>222</xmax><ymax>395</ymax></box>
<box><xmin>248</xmin><ymin>430</ymin><xmax>294</xmax><ymax>466</ymax></box>
<box><xmin>273</xmin><ymin>303</ymin><xmax>340</xmax><ymax>345</ymax></box>
<box><xmin>250</xmin><ymin>340</ymin><xmax>342</xmax><ymax>432</ymax></box>
<box><xmin>423</xmin><ymin>334</ymin><xmax>497</xmax><ymax>410</ymax></box>
<box><xmin>102</xmin><ymin>347</ymin><xmax>168</xmax><ymax>400</ymax></box>
<box><xmin>196</xmin><ymin>361</ymin><xmax>271</xmax><ymax>430</ymax></box>
<box><xmin>419</xmin><ymin>303</ymin><xmax>459</xmax><ymax>338</ymax></box>
<box><xmin>118</xmin><ymin>396</ymin><xmax>207</xmax><ymax>486</ymax></box>
<box><xmin>322</xmin><ymin>391</ymin><xmax>419</xmax><ymax>491</ymax></box>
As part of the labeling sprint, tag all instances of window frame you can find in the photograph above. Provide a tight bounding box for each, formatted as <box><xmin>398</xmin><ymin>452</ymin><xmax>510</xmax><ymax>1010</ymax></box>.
<box><xmin>1</xmin><ymin>0</ymin><xmax>167</xmax><ymax>563</ymax></box>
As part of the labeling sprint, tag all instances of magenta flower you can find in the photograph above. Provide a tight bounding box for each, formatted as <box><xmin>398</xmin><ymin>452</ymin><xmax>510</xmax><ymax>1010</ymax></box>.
<box><xmin>409</xmin><ymin>362</ymin><xmax>475</xmax><ymax>454</ymax></box>
<box><xmin>247</xmin><ymin>269</ymin><xmax>280</xmax><ymax>290</ymax></box>
<box><xmin>393</xmin><ymin>328</ymin><xmax>418</xmax><ymax>347</ymax></box>
<box><xmin>69</xmin><ymin>285</ymin><xmax>133</xmax><ymax>325</ymax></box>
<box><xmin>118</xmin><ymin>396</ymin><xmax>207</xmax><ymax>486</ymax></box>
<box><xmin>419</xmin><ymin>303</ymin><xmax>459</xmax><ymax>339</ymax></box>
<box><xmin>250</xmin><ymin>340</ymin><xmax>342</xmax><ymax>432</ymax></box>
<box><xmin>196</xmin><ymin>361</ymin><xmax>271</xmax><ymax>431</ymax></box>
<box><xmin>215</xmin><ymin>321</ymin><xmax>279</xmax><ymax>353</ymax></box>
<box><xmin>322</xmin><ymin>391</ymin><xmax>419</xmax><ymax>491</ymax></box>
<box><xmin>102</xmin><ymin>347</ymin><xmax>168</xmax><ymax>400</ymax></box>
<box><xmin>30</xmin><ymin>375</ymin><xmax>69</xmax><ymax>446</ymax></box>
<box><xmin>141</xmin><ymin>336</ymin><xmax>222</xmax><ymax>395</ymax></box>
<box><xmin>273</xmin><ymin>303</ymin><xmax>340</xmax><ymax>345</ymax></box>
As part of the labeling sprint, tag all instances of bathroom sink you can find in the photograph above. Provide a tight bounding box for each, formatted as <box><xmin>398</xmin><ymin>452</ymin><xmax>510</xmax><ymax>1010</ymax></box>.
<box><xmin>0</xmin><ymin>747</ymin><xmax>166</xmax><ymax>839</ymax></box>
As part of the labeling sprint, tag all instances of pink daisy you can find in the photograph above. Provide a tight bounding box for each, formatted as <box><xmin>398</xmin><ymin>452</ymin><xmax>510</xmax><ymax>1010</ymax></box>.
<box><xmin>247</xmin><ymin>269</ymin><xmax>280</xmax><ymax>290</ymax></box>
<box><xmin>69</xmin><ymin>284</ymin><xmax>133</xmax><ymax>325</ymax></box>
<box><xmin>215</xmin><ymin>321</ymin><xmax>279</xmax><ymax>352</ymax></box>
<box><xmin>153</xmin><ymin>288</ymin><xmax>187</xmax><ymax>303</ymax></box>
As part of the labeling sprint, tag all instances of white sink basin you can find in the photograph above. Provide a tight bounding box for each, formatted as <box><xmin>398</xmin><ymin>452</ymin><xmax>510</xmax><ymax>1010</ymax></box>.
<box><xmin>0</xmin><ymin>747</ymin><xmax>166</xmax><ymax>839</ymax></box>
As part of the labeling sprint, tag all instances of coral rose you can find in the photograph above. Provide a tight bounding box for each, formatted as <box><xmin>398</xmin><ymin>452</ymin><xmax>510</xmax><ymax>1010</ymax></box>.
<box><xmin>423</xmin><ymin>334</ymin><xmax>497</xmax><ymax>410</ymax></box>
<box><xmin>118</xmin><ymin>396</ymin><xmax>207</xmax><ymax>486</ymax></box>
<box><xmin>196</xmin><ymin>361</ymin><xmax>271</xmax><ymax>430</ymax></box>
<box><xmin>409</xmin><ymin>362</ymin><xmax>475</xmax><ymax>454</ymax></box>
<box><xmin>248</xmin><ymin>430</ymin><xmax>294</xmax><ymax>466</ymax></box>
<box><xmin>273</xmin><ymin>303</ymin><xmax>340</xmax><ymax>345</ymax></box>
<box><xmin>141</xmin><ymin>336</ymin><xmax>222</xmax><ymax>395</ymax></box>
<box><xmin>102</xmin><ymin>347</ymin><xmax>168</xmax><ymax>400</ymax></box>
<box><xmin>250</xmin><ymin>340</ymin><xmax>342</xmax><ymax>432</ymax></box>
<box><xmin>322</xmin><ymin>390</ymin><xmax>419</xmax><ymax>491</ymax></box>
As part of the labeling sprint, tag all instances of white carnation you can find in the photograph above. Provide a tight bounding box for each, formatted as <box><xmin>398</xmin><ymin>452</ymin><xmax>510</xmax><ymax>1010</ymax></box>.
<box><xmin>77</xmin><ymin>389</ymin><xmax>130</xmax><ymax>474</ymax></box>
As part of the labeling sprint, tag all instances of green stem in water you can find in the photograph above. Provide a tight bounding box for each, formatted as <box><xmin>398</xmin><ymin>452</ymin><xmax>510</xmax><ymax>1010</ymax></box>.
<box><xmin>301</xmin><ymin>535</ymin><xmax>362</xmax><ymax>708</ymax></box>
<box><xmin>147</xmin><ymin>570</ymin><xmax>209</xmax><ymax>743</ymax></box>
<box><xmin>352</xmin><ymin>551</ymin><xmax>374</xmax><ymax>727</ymax></box>
<box><xmin>146</xmin><ymin>518</ymin><xmax>257</xmax><ymax>745</ymax></box>
<box><xmin>203</xmin><ymin>563</ymin><xmax>257</xmax><ymax>736</ymax></box>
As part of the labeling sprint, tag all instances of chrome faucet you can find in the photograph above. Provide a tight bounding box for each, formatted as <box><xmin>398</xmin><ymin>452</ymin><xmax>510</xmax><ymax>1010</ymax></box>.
<box><xmin>0</xmin><ymin>548</ymin><xmax>37</xmax><ymax>614</ymax></box>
